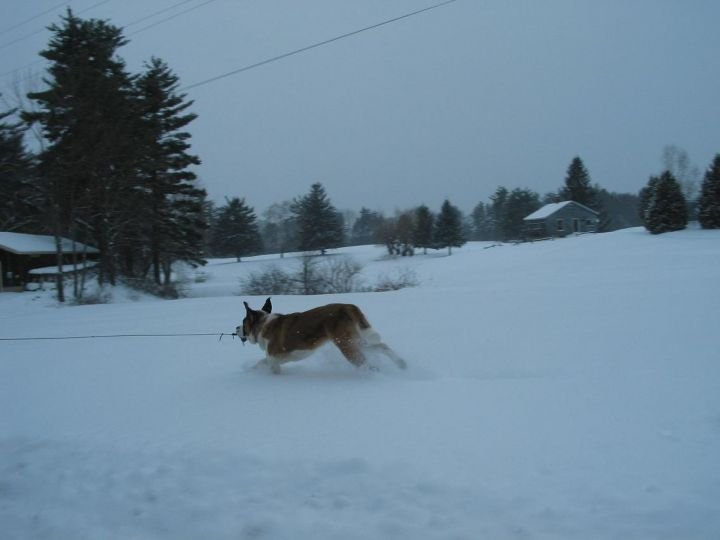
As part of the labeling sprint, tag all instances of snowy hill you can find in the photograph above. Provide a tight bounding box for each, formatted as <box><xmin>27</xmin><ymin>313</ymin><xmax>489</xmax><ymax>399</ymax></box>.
<box><xmin>1</xmin><ymin>228</ymin><xmax>719</xmax><ymax>539</ymax></box>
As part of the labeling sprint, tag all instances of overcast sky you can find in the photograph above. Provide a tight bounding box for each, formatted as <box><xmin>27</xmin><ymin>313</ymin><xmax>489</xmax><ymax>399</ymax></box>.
<box><xmin>2</xmin><ymin>0</ymin><xmax>719</xmax><ymax>215</ymax></box>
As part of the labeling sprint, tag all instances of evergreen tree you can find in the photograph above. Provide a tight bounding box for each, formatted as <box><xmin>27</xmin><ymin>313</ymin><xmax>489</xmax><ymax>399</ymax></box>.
<box><xmin>470</xmin><ymin>201</ymin><xmax>494</xmax><ymax>240</ymax></box>
<box><xmin>24</xmin><ymin>9</ymin><xmax>139</xmax><ymax>296</ymax></box>
<box><xmin>594</xmin><ymin>188</ymin><xmax>642</xmax><ymax>231</ymax></box>
<box><xmin>489</xmin><ymin>186</ymin><xmax>509</xmax><ymax>240</ymax></box>
<box><xmin>292</xmin><ymin>183</ymin><xmax>343</xmax><ymax>254</ymax></box>
<box><xmin>434</xmin><ymin>199</ymin><xmax>465</xmax><ymax>255</ymax></box>
<box><xmin>643</xmin><ymin>171</ymin><xmax>687</xmax><ymax>234</ymax></box>
<box><xmin>0</xmin><ymin>108</ymin><xmax>39</xmax><ymax>231</ymax></box>
<box><xmin>638</xmin><ymin>176</ymin><xmax>659</xmax><ymax>225</ymax></box>
<box><xmin>560</xmin><ymin>156</ymin><xmax>596</xmax><ymax>208</ymax></box>
<box><xmin>698</xmin><ymin>154</ymin><xmax>720</xmax><ymax>229</ymax></box>
<box><xmin>211</xmin><ymin>197</ymin><xmax>262</xmax><ymax>261</ymax></box>
<box><xmin>502</xmin><ymin>188</ymin><xmax>541</xmax><ymax>240</ymax></box>
<box><xmin>134</xmin><ymin>57</ymin><xmax>206</xmax><ymax>284</ymax></box>
<box><xmin>350</xmin><ymin>207</ymin><xmax>383</xmax><ymax>246</ymax></box>
<box><xmin>413</xmin><ymin>204</ymin><xmax>434</xmax><ymax>254</ymax></box>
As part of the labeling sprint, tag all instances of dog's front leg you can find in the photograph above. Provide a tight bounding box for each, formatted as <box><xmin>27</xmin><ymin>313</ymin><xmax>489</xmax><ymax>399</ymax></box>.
<box><xmin>267</xmin><ymin>356</ymin><xmax>282</xmax><ymax>375</ymax></box>
<box><xmin>251</xmin><ymin>357</ymin><xmax>269</xmax><ymax>370</ymax></box>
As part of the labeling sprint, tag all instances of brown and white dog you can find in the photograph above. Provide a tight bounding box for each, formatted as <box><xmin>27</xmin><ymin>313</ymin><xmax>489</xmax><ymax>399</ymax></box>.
<box><xmin>238</xmin><ymin>298</ymin><xmax>407</xmax><ymax>374</ymax></box>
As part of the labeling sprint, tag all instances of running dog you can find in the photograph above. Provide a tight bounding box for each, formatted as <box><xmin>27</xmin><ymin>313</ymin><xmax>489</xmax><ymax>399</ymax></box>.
<box><xmin>238</xmin><ymin>298</ymin><xmax>407</xmax><ymax>373</ymax></box>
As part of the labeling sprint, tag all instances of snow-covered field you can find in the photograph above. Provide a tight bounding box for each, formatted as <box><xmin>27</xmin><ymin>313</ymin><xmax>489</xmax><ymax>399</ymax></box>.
<box><xmin>1</xmin><ymin>227</ymin><xmax>719</xmax><ymax>539</ymax></box>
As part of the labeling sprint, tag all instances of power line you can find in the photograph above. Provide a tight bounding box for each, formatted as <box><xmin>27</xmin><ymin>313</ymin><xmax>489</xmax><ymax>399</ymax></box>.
<box><xmin>181</xmin><ymin>0</ymin><xmax>458</xmax><ymax>92</ymax></box>
<box><xmin>0</xmin><ymin>1</ymin><xmax>67</xmax><ymax>36</ymax></box>
<box><xmin>122</xmin><ymin>0</ymin><xmax>199</xmax><ymax>29</ymax></box>
<box><xmin>0</xmin><ymin>0</ymin><xmax>218</xmax><ymax>80</ymax></box>
<box><xmin>77</xmin><ymin>0</ymin><xmax>114</xmax><ymax>16</ymax></box>
<box><xmin>0</xmin><ymin>0</ymin><xmax>113</xmax><ymax>52</ymax></box>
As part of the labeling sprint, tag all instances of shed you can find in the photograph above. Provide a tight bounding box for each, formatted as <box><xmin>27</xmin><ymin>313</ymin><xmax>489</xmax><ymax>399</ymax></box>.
<box><xmin>522</xmin><ymin>201</ymin><xmax>599</xmax><ymax>240</ymax></box>
<box><xmin>0</xmin><ymin>232</ymin><xmax>99</xmax><ymax>291</ymax></box>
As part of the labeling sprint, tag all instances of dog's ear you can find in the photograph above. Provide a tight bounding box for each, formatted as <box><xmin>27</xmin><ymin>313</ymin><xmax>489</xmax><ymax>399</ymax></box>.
<box><xmin>243</xmin><ymin>301</ymin><xmax>251</xmax><ymax>313</ymax></box>
<box><xmin>262</xmin><ymin>297</ymin><xmax>272</xmax><ymax>314</ymax></box>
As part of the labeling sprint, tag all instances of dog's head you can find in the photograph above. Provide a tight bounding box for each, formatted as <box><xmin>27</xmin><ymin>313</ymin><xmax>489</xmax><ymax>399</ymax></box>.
<box><xmin>237</xmin><ymin>297</ymin><xmax>272</xmax><ymax>344</ymax></box>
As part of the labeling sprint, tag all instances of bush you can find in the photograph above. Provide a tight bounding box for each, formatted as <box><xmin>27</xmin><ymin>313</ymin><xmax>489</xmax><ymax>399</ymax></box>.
<box><xmin>240</xmin><ymin>256</ymin><xmax>418</xmax><ymax>296</ymax></box>
<box><xmin>241</xmin><ymin>265</ymin><xmax>295</xmax><ymax>295</ymax></box>
<box><xmin>123</xmin><ymin>277</ymin><xmax>186</xmax><ymax>299</ymax></box>
<box><xmin>241</xmin><ymin>256</ymin><xmax>362</xmax><ymax>296</ymax></box>
<box><xmin>374</xmin><ymin>267</ymin><xmax>419</xmax><ymax>292</ymax></box>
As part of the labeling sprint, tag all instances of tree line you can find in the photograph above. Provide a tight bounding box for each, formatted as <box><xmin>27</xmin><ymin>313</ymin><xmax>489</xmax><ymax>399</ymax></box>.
<box><xmin>205</xmin><ymin>184</ymin><xmax>468</xmax><ymax>261</ymax></box>
<box><xmin>202</xmin><ymin>154</ymin><xmax>665</xmax><ymax>262</ymax></box>
<box><xmin>638</xmin><ymin>148</ymin><xmax>720</xmax><ymax>234</ymax></box>
<box><xmin>2</xmin><ymin>11</ymin><xmax>720</xmax><ymax>301</ymax></box>
<box><xmin>0</xmin><ymin>10</ymin><xmax>206</xmax><ymax>301</ymax></box>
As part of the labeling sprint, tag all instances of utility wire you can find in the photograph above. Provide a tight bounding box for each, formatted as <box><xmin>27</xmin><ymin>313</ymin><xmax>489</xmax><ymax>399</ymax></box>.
<box><xmin>0</xmin><ymin>0</ymin><xmax>113</xmax><ymax>51</ymax></box>
<box><xmin>0</xmin><ymin>0</ymin><xmax>218</xmax><ymax>80</ymax></box>
<box><xmin>182</xmin><ymin>0</ymin><xmax>458</xmax><ymax>91</ymax></box>
<box><xmin>122</xmin><ymin>0</ymin><xmax>200</xmax><ymax>29</ymax></box>
<box><xmin>127</xmin><ymin>0</ymin><xmax>219</xmax><ymax>37</ymax></box>
<box><xmin>0</xmin><ymin>1</ymin><xmax>67</xmax><ymax>36</ymax></box>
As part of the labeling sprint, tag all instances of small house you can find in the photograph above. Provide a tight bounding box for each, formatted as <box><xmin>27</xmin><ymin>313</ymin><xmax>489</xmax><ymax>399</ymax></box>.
<box><xmin>522</xmin><ymin>201</ymin><xmax>599</xmax><ymax>240</ymax></box>
<box><xmin>0</xmin><ymin>232</ymin><xmax>99</xmax><ymax>291</ymax></box>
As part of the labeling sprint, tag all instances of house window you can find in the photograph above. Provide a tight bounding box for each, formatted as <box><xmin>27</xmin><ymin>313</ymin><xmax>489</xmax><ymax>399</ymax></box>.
<box><xmin>556</xmin><ymin>219</ymin><xmax>565</xmax><ymax>231</ymax></box>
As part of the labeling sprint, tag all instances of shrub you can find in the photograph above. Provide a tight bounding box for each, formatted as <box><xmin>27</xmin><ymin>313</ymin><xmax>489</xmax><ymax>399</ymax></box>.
<box><xmin>374</xmin><ymin>267</ymin><xmax>419</xmax><ymax>292</ymax></box>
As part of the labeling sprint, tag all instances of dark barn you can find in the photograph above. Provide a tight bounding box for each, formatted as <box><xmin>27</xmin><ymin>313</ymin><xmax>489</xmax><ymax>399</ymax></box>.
<box><xmin>0</xmin><ymin>232</ymin><xmax>99</xmax><ymax>291</ymax></box>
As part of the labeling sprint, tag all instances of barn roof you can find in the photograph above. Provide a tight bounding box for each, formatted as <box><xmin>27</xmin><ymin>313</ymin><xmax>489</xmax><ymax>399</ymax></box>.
<box><xmin>524</xmin><ymin>201</ymin><xmax>599</xmax><ymax>221</ymax></box>
<box><xmin>0</xmin><ymin>232</ymin><xmax>99</xmax><ymax>255</ymax></box>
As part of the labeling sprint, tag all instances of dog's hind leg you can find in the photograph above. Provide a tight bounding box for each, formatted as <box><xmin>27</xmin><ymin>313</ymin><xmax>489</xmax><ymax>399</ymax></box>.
<box><xmin>333</xmin><ymin>335</ymin><xmax>368</xmax><ymax>368</ymax></box>
<box><xmin>359</xmin><ymin>328</ymin><xmax>407</xmax><ymax>369</ymax></box>
<box><xmin>368</xmin><ymin>342</ymin><xmax>407</xmax><ymax>369</ymax></box>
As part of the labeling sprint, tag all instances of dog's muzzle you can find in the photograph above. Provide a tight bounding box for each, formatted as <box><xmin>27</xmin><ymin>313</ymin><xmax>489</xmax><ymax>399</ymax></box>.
<box><xmin>236</xmin><ymin>326</ymin><xmax>247</xmax><ymax>343</ymax></box>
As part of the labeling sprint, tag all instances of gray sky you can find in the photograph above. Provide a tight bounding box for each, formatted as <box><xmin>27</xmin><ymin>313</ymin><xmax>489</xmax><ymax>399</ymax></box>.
<box><xmin>2</xmin><ymin>0</ymin><xmax>719</xmax><ymax>215</ymax></box>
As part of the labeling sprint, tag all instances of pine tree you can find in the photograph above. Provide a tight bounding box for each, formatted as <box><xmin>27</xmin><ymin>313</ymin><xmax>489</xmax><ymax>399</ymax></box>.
<box><xmin>211</xmin><ymin>197</ymin><xmax>262</xmax><ymax>261</ymax></box>
<box><xmin>638</xmin><ymin>176</ymin><xmax>659</xmax><ymax>225</ymax></box>
<box><xmin>350</xmin><ymin>207</ymin><xmax>383</xmax><ymax>246</ymax></box>
<box><xmin>643</xmin><ymin>171</ymin><xmax>687</xmax><ymax>234</ymax></box>
<box><xmin>471</xmin><ymin>201</ymin><xmax>495</xmax><ymax>240</ymax></box>
<box><xmin>434</xmin><ymin>199</ymin><xmax>465</xmax><ymax>255</ymax></box>
<box><xmin>502</xmin><ymin>188</ymin><xmax>541</xmax><ymax>240</ymax></box>
<box><xmin>134</xmin><ymin>57</ymin><xmax>206</xmax><ymax>284</ymax></box>
<box><xmin>413</xmin><ymin>204</ymin><xmax>434</xmax><ymax>254</ymax></box>
<box><xmin>560</xmin><ymin>156</ymin><xmax>596</xmax><ymax>208</ymax></box>
<box><xmin>0</xmin><ymin>109</ymin><xmax>39</xmax><ymax>231</ymax></box>
<box><xmin>292</xmin><ymin>183</ymin><xmax>343</xmax><ymax>254</ymax></box>
<box><xmin>698</xmin><ymin>154</ymin><xmax>720</xmax><ymax>229</ymax></box>
<box><xmin>489</xmin><ymin>186</ymin><xmax>509</xmax><ymax>240</ymax></box>
<box><xmin>24</xmin><ymin>10</ymin><xmax>140</xmax><ymax>297</ymax></box>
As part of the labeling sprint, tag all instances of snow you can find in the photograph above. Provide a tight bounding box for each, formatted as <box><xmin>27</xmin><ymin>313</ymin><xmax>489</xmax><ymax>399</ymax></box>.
<box><xmin>523</xmin><ymin>201</ymin><xmax>572</xmax><ymax>220</ymax></box>
<box><xmin>0</xmin><ymin>232</ymin><xmax>99</xmax><ymax>255</ymax></box>
<box><xmin>1</xmin><ymin>227</ymin><xmax>719</xmax><ymax>539</ymax></box>
<box><xmin>28</xmin><ymin>261</ymin><xmax>99</xmax><ymax>275</ymax></box>
<box><xmin>523</xmin><ymin>200</ymin><xmax>598</xmax><ymax>220</ymax></box>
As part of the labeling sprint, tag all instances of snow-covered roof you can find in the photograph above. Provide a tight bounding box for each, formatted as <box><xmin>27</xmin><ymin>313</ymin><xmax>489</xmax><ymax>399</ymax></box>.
<box><xmin>523</xmin><ymin>201</ymin><xmax>598</xmax><ymax>221</ymax></box>
<box><xmin>0</xmin><ymin>232</ymin><xmax>99</xmax><ymax>255</ymax></box>
<box><xmin>28</xmin><ymin>261</ymin><xmax>98</xmax><ymax>275</ymax></box>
